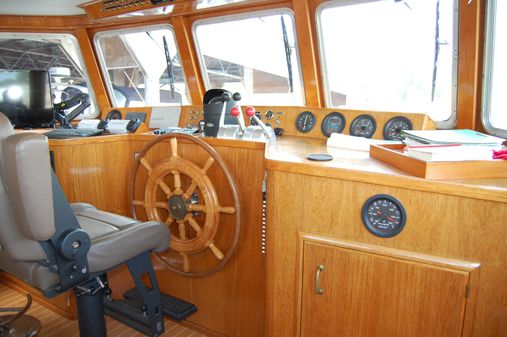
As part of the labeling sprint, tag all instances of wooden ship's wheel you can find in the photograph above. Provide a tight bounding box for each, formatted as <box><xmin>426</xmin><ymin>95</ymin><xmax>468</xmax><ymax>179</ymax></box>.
<box><xmin>130</xmin><ymin>133</ymin><xmax>241</xmax><ymax>277</ymax></box>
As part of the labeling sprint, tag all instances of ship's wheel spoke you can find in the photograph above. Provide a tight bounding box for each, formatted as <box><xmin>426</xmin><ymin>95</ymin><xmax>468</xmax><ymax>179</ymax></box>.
<box><xmin>188</xmin><ymin>204</ymin><xmax>206</xmax><ymax>212</ymax></box>
<box><xmin>157</xmin><ymin>179</ymin><xmax>172</xmax><ymax>196</ymax></box>
<box><xmin>155</xmin><ymin>202</ymin><xmax>168</xmax><ymax>209</ymax></box>
<box><xmin>209</xmin><ymin>242</ymin><xmax>224</xmax><ymax>260</ymax></box>
<box><xmin>178</xmin><ymin>220</ymin><xmax>187</xmax><ymax>240</ymax></box>
<box><xmin>140</xmin><ymin>158</ymin><xmax>153</xmax><ymax>173</ymax></box>
<box><xmin>172</xmin><ymin>170</ymin><xmax>182</xmax><ymax>195</ymax></box>
<box><xmin>170</xmin><ymin>137</ymin><xmax>178</xmax><ymax>158</ymax></box>
<box><xmin>183</xmin><ymin>182</ymin><xmax>197</xmax><ymax>199</ymax></box>
<box><xmin>202</xmin><ymin>156</ymin><xmax>215</xmax><ymax>174</ymax></box>
<box><xmin>133</xmin><ymin>200</ymin><xmax>145</xmax><ymax>207</ymax></box>
<box><xmin>165</xmin><ymin>216</ymin><xmax>174</xmax><ymax>226</ymax></box>
<box><xmin>219</xmin><ymin>206</ymin><xmax>235</xmax><ymax>214</ymax></box>
<box><xmin>187</xmin><ymin>216</ymin><xmax>202</xmax><ymax>234</ymax></box>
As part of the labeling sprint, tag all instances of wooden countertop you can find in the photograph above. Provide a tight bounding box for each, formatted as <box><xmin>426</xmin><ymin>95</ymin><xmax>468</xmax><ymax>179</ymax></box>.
<box><xmin>35</xmin><ymin>129</ymin><xmax>506</xmax><ymax>203</ymax></box>
<box><xmin>266</xmin><ymin>136</ymin><xmax>507</xmax><ymax>203</ymax></box>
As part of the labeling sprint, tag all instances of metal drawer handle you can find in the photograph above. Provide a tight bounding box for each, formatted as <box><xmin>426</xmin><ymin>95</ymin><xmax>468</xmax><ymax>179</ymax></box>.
<box><xmin>316</xmin><ymin>264</ymin><xmax>325</xmax><ymax>295</ymax></box>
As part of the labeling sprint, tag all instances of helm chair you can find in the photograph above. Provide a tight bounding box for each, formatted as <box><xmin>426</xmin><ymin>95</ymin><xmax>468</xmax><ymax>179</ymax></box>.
<box><xmin>0</xmin><ymin>112</ymin><xmax>170</xmax><ymax>337</ymax></box>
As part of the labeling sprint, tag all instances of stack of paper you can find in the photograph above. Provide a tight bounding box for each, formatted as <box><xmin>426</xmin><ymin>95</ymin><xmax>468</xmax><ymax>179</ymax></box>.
<box><xmin>401</xmin><ymin>129</ymin><xmax>505</xmax><ymax>146</ymax></box>
<box><xmin>404</xmin><ymin>144</ymin><xmax>500</xmax><ymax>162</ymax></box>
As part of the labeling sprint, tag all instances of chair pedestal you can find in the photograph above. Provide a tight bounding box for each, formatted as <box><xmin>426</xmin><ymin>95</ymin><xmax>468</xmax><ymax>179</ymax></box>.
<box><xmin>74</xmin><ymin>278</ymin><xmax>106</xmax><ymax>337</ymax></box>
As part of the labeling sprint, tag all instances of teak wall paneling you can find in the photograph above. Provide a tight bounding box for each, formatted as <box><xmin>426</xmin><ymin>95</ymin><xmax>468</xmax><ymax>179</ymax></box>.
<box><xmin>123</xmin><ymin>136</ymin><xmax>266</xmax><ymax>337</ymax></box>
<box><xmin>265</xmin><ymin>170</ymin><xmax>507</xmax><ymax>337</ymax></box>
<box><xmin>49</xmin><ymin>135</ymin><xmax>133</xmax><ymax>215</ymax></box>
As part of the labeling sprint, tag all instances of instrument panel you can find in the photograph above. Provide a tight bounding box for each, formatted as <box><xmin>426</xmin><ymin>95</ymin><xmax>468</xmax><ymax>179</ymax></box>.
<box><xmin>178</xmin><ymin>106</ymin><xmax>430</xmax><ymax>140</ymax></box>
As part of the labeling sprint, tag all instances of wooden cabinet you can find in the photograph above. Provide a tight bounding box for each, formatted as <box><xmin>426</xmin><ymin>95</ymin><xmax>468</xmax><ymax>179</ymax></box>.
<box><xmin>300</xmin><ymin>239</ymin><xmax>478</xmax><ymax>337</ymax></box>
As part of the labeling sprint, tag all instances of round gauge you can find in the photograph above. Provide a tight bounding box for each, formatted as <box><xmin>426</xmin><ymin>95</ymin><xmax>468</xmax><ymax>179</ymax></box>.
<box><xmin>350</xmin><ymin>114</ymin><xmax>376</xmax><ymax>138</ymax></box>
<box><xmin>105</xmin><ymin>109</ymin><xmax>122</xmax><ymax>120</ymax></box>
<box><xmin>295</xmin><ymin>111</ymin><xmax>316</xmax><ymax>133</ymax></box>
<box><xmin>265</xmin><ymin>110</ymin><xmax>274</xmax><ymax>120</ymax></box>
<box><xmin>361</xmin><ymin>194</ymin><xmax>407</xmax><ymax>238</ymax></box>
<box><xmin>321</xmin><ymin>112</ymin><xmax>346</xmax><ymax>137</ymax></box>
<box><xmin>383</xmin><ymin>116</ymin><xmax>413</xmax><ymax>141</ymax></box>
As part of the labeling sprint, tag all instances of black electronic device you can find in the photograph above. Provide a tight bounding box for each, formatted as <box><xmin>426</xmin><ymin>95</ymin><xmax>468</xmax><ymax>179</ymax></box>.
<box><xmin>202</xmin><ymin>89</ymin><xmax>240</xmax><ymax>137</ymax></box>
<box><xmin>54</xmin><ymin>92</ymin><xmax>91</xmax><ymax>128</ymax></box>
<box><xmin>127</xmin><ymin>118</ymin><xmax>142</xmax><ymax>132</ymax></box>
<box><xmin>0</xmin><ymin>70</ymin><xmax>54</xmax><ymax>128</ymax></box>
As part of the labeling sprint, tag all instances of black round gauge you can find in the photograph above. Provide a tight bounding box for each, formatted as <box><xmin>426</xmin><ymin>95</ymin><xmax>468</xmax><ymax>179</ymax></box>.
<box><xmin>383</xmin><ymin>116</ymin><xmax>413</xmax><ymax>141</ymax></box>
<box><xmin>295</xmin><ymin>111</ymin><xmax>316</xmax><ymax>133</ymax></box>
<box><xmin>265</xmin><ymin>110</ymin><xmax>274</xmax><ymax>120</ymax></box>
<box><xmin>361</xmin><ymin>194</ymin><xmax>406</xmax><ymax>238</ymax></box>
<box><xmin>350</xmin><ymin>114</ymin><xmax>376</xmax><ymax>138</ymax></box>
<box><xmin>321</xmin><ymin>112</ymin><xmax>346</xmax><ymax>137</ymax></box>
<box><xmin>105</xmin><ymin>109</ymin><xmax>122</xmax><ymax>120</ymax></box>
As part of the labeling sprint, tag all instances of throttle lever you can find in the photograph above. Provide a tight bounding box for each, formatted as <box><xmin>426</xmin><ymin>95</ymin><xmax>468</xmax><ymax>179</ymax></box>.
<box><xmin>245</xmin><ymin>106</ymin><xmax>276</xmax><ymax>143</ymax></box>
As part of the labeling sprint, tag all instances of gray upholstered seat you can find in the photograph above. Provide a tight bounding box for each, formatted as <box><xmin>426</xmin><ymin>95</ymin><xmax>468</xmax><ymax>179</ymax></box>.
<box><xmin>0</xmin><ymin>112</ymin><xmax>170</xmax><ymax>336</ymax></box>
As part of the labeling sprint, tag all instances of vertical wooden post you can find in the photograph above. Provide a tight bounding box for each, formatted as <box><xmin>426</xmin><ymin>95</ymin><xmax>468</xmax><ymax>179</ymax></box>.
<box><xmin>172</xmin><ymin>16</ymin><xmax>205</xmax><ymax>105</ymax></box>
<box><xmin>293</xmin><ymin>0</ymin><xmax>324</xmax><ymax>107</ymax></box>
<box><xmin>74</xmin><ymin>29</ymin><xmax>111</xmax><ymax>114</ymax></box>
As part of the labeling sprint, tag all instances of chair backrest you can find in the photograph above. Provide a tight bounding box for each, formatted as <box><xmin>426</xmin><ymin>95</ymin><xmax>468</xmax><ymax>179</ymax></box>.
<box><xmin>0</xmin><ymin>112</ymin><xmax>55</xmax><ymax>262</ymax></box>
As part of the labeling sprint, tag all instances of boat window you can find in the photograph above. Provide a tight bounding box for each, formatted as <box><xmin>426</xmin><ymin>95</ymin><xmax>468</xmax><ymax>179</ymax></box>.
<box><xmin>0</xmin><ymin>33</ymin><xmax>98</xmax><ymax>118</ymax></box>
<box><xmin>94</xmin><ymin>25</ymin><xmax>190</xmax><ymax>108</ymax></box>
<box><xmin>482</xmin><ymin>0</ymin><xmax>507</xmax><ymax>137</ymax></box>
<box><xmin>193</xmin><ymin>10</ymin><xmax>305</xmax><ymax>106</ymax></box>
<box><xmin>317</xmin><ymin>0</ymin><xmax>458</xmax><ymax>126</ymax></box>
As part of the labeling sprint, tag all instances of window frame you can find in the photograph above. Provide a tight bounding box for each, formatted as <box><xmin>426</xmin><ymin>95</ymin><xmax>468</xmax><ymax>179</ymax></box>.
<box><xmin>315</xmin><ymin>0</ymin><xmax>459</xmax><ymax>129</ymax></box>
<box><xmin>192</xmin><ymin>8</ymin><xmax>306</xmax><ymax>106</ymax></box>
<box><xmin>0</xmin><ymin>32</ymin><xmax>99</xmax><ymax>119</ymax></box>
<box><xmin>481</xmin><ymin>0</ymin><xmax>507</xmax><ymax>138</ymax></box>
<box><xmin>93</xmin><ymin>23</ymin><xmax>190</xmax><ymax>108</ymax></box>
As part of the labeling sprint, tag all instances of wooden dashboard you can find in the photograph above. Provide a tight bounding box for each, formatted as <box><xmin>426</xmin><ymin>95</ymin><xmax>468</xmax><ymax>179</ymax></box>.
<box><xmin>38</xmin><ymin>127</ymin><xmax>507</xmax><ymax>337</ymax></box>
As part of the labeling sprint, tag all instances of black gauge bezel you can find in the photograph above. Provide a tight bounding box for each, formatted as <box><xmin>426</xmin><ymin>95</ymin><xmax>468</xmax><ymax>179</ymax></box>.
<box><xmin>321</xmin><ymin>112</ymin><xmax>346</xmax><ymax>137</ymax></box>
<box><xmin>349</xmin><ymin>114</ymin><xmax>377</xmax><ymax>138</ymax></box>
<box><xmin>361</xmin><ymin>194</ymin><xmax>407</xmax><ymax>238</ymax></box>
<box><xmin>106</xmin><ymin>109</ymin><xmax>122</xmax><ymax>120</ymax></box>
<box><xmin>295</xmin><ymin>111</ymin><xmax>316</xmax><ymax>133</ymax></box>
<box><xmin>383</xmin><ymin>116</ymin><xmax>413</xmax><ymax>140</ymax></box>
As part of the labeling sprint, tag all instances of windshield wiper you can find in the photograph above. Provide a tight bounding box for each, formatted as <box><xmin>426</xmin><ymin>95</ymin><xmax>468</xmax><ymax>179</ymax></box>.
<box><xmin>162</xmin><ymin>36</ymin><xmax>175</xmax><ymax>100</ymax></box>
<box><xmin>281</xmin><ymin>16</ymin><xmax>294</xmax><ymax>93</ymax></box>
<box><xmin>431</xmin><ymin>0</ymin><xmax>440</xmax><ymax>102</ymax></box>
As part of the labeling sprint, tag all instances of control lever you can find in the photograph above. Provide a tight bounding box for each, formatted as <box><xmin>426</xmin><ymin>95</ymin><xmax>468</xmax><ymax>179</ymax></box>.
<box><xmin>230</xmin><ymin>106</ymin><xmax>245</xmax><ymax>135</ymax></box>
<box><xmin>245</xmin><ymin>106</ymin><xmax>276</xmax><ymax>143</ymax></box>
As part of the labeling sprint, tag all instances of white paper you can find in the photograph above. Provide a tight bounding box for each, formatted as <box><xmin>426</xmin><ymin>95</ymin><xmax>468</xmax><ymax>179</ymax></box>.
<box><xmin>149</xmin><ymin>106</ymin><xmax>181</xmax><ymax>129</ymax></box>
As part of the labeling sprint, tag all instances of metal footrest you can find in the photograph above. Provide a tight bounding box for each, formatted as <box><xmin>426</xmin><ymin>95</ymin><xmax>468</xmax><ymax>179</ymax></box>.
<box><xmin>124</xmin><ymin>287</ymin><xmax>197</xmax><ymax>321</ymax></box>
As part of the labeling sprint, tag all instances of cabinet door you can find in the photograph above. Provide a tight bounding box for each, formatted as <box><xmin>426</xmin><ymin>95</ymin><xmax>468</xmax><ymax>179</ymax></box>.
<box><xmin>301</xmin><ymin>242</ymin><xmax>470</xmax><ymax>337</ymax></box>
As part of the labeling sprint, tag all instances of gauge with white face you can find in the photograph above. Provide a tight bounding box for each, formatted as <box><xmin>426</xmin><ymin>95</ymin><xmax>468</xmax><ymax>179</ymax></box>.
<box><xmin>350</xmin><ymin>114</ymin><xmax>376</xmax><ymax>138</ymax></box>
<box><xmin>361</xmin><ymin>194</ymin><xmax>406</xmax><ymax>238</ymax></box>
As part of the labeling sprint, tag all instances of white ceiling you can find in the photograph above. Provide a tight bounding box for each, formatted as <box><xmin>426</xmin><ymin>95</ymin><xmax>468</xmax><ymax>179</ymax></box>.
<box><xmin>0</xmin><ymin>0</ymin><xmax>86</xmax><ymax>16</ymax></box>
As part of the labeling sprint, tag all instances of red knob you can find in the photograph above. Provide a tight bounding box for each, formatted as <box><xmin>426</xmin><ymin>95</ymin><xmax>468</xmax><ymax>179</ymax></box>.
<box><xmin>230</xmin><ymin>106</ymin><xmax>241</xmax><ymax>117</ymax></box>
<box><xmin>245</xmin><ymin>106</ymin><xmax>256</xmax><ymax>117</ymax></box>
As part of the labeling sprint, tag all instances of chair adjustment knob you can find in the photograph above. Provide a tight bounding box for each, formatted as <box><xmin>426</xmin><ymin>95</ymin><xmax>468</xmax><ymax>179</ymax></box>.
<box><xmin>57</xmin><ymin>229</ymin><xmax>91</xmax><ymax>260</ymax></box>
